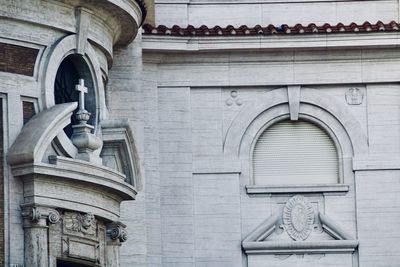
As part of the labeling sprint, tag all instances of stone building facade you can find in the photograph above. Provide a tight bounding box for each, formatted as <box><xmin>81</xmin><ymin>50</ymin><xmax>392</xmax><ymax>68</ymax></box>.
<box><xmin>1</xmin><ymin>1</ymin><xmax>145</xmax><ymax>266</ymax></box>
<box><xmin>2</xmin><ymin>0</ymin><xmax>400</xmax><ymax>266</ymax></box>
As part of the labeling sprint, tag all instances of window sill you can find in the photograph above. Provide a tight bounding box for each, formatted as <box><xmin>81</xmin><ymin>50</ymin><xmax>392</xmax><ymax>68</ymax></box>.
<box><xmin>246</xmin><ymin>184</ymin><xmax>349</xmax><ymax>195</ymax></box>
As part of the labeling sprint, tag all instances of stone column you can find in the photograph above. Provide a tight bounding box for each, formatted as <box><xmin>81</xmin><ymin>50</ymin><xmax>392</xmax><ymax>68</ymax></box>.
<box><xmin>106</xmin><ymin>222</ymin><xmax>128</xmax><ymax>267</ymax></box>
<box><xmin>21</xmin><ymin>207</ymin><xmax>48</xmax><ymax>267</ymax></box>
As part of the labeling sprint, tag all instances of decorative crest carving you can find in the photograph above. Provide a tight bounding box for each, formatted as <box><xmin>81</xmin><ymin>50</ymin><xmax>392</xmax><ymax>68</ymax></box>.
<box><xmin>64</xmin><ymin>212</ymin><xmax>97</xmax><ymax>236</ymax></box>
<box><xmin>345</xmin><ymin>88</ymin><xmax>363</xmax><ymax>105</ymax></box>
<box><xmin>283</xmin><ymin>195</ymin><xmax>314</xmax><ymax>241</ymax></box>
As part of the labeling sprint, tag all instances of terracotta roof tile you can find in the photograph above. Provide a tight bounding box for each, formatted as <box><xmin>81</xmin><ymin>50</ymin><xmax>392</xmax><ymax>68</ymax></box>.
<box><xmin>143</xmin><ymin>21</ymin><xmax>400</xmax><ymax>36</ymax></box>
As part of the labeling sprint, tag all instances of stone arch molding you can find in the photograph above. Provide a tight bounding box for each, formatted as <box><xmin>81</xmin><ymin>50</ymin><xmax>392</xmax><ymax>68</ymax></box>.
<box><xmin>223</xmin><ymin>86</ymin><xmax>368</xmax><ymax>159</ymax></box>
<box><xmin>40</xmin><ymin>34</ymin><xmax>107</xmax><ymax>116</ymax></box>
<box><xmin>39</xmin><ymin>34</ymin><xmax>107</xmax><ymax>158</ymax></box>
<box><xmin>8</xmin><ymin>103</ymin><xmax>77</xmax><ymax>166</ymax></box>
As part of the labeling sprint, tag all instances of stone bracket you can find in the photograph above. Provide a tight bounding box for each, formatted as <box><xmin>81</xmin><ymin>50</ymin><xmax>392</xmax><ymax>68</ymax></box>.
<box><xmin>287</xmin><ymin>85</ymin><xmax>301</xmax><ymax>120</ymax></box>
<box><xmin>75</xmin><ymin>7</ymin><xmax>93</xmax><ymax>55</ymax></box>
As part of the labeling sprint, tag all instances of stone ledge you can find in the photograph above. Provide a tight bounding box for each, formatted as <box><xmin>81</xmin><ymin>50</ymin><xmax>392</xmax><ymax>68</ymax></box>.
<box><xmin>192</xmin><ymin>158</ymin><xmax>241</xmax><ymax>174</ymax></box>
<box><xmin>242</xmin><ymin>240</ymin><xmax>358</xmax><ymax>254</ymax></box>
<box><xmin>246</xmin><ymin>184</ymin><xmax>349</xmax><ymax>194</ymax></box>
<box><xmin>353</xmin><ymin>155</ymin><xmax>400</xmax><ymax>170</ymax></box>
<box><xmin>155</xmin><ymin>0</ymin><xmax>366</xmax><ymax>3</ymax></box>
<box><xmin>12</xmin><ymin>156</ymin><xmax>137</xmax><ymax>201</ymax></box>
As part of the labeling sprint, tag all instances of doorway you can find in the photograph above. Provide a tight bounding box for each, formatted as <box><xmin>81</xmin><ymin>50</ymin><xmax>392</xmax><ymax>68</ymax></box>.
<box><xmin>57</xmin><ymin>259</ymin><xmax>93</xmax><ymax>267</ymax></box>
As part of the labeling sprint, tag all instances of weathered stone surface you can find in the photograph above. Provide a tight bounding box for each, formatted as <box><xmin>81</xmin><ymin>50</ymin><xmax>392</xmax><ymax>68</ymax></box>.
<box><xmin>3</xmin><ymin>0</ymin><xmax>400</xmax><ymax>266</ymax></box>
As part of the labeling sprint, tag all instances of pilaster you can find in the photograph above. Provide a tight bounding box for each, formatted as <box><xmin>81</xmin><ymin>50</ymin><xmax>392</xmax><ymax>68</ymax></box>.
<box><xmin>106</xmin><ymin>222</ymin><xmax>128</xmax><ymax>267</ymax></box>
<box><xmin>21</xmin><ymin>206</ymin><xmax>60</xmax><ymax>267</ymax></box>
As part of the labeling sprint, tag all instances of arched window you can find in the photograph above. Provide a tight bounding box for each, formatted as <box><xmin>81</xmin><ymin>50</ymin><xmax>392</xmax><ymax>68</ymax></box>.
<box><xmin>252</xmin><ymin>120</ymin><xmax>338</xmax><ymax>185</ymax></box>
<box><xmin>54</xmin><ymin>55</ymin><xmax>96</xmax><ymax>137</ymax></box>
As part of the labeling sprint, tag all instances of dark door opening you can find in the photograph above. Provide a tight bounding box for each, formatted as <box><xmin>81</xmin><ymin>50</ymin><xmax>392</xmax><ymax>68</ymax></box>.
<box><xmin>57</xmin><ymin>260</ymin><xmax>93</xmax><ymax>267</ymax></box>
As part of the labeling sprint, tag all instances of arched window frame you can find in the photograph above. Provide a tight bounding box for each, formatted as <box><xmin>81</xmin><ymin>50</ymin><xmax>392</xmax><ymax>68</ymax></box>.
<box><xmin>36</xmin><ymin>34</ymin><xmax>142</xmax><ymax>188</ymax></box>
<box><xmin>54</xmin><ymin>53</ymin><xmax>98</xmax><ymax>136</ymax></box>
<box><xmin>39</xmin><ymin>35</ymin><xmax>107</xmax><ymax>158</ymax></box>
<box><xmin>222</xmin><ymin>87</ymin><xmax>368</xmax><ymax>195</ymax></box>
<box><xmin>249</xmin><ymin>114</ymin><xmax>344</xmax><ymax>186</ymax></box>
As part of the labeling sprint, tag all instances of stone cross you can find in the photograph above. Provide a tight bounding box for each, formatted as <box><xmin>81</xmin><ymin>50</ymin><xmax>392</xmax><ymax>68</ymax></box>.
<box><xmin>75</xmin><ymin>79</ymin><xmax>88</xmax><ymax>111</ymax></box>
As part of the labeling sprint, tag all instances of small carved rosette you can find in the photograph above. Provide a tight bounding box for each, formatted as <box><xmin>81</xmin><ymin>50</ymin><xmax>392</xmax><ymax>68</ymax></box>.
<box><xmin>283</xmin><ymin>195</ymin><xmax>314</xmax><ymax>241</ymax></box>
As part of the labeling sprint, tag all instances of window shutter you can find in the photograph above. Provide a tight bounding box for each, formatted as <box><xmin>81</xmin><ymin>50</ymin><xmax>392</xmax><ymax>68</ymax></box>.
<box><xmin>253</xmin><ymin>121</ymin><xmax>338</xmax><ymax>185</ymax></box>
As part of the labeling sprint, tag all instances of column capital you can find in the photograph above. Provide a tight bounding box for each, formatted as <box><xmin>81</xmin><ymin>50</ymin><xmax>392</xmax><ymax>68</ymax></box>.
<box><xmin>106</xmin><ymin>221</ymin><xmax>128</xmax><ymax>245</ymax></box>
<box><xmin>21</xmin><ymin>205</ymin><xmax>61</xmax><ymax>228</ymax></box>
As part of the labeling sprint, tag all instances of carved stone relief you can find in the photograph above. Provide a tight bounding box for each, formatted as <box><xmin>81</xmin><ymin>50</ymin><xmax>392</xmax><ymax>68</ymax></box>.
<box><xmin>225</xmin><ymin>90</ymin><xmax>243</xmax><ymax>106</ymax></box>
<box><xmin>48</xmin><ymin>210</ymin><xmax>60</xmax><ymax>224</ymax></box>
<box><xmin>63</xmin><ymin>211</ymin><xmax>97</xmax><ymax>239</ymax></box>
<box><xmin>283</xmin><ymin>195</ymin><xmax>315</xmax><ymax>241</ymax></box>
<box><xmin>345</xmin><ymin>88</ymin><xmax>363</xmax><ymax>105</ymax></box>
<box><xmin>21</xmin><ymin>207</ymin><xmax>127</xmax><ymax>266</ymax></box>
<box><xmin>52</xmin><ymin>211</ymin><xmax>106</xmax><ymax>265</ymax></box>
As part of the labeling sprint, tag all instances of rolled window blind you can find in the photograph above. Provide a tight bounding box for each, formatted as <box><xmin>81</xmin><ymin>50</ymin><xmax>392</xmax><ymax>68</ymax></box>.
<box><xmin>253</xmin><ymin>120</ymin><xmax>338</xmax><ymax>185</ymax></box>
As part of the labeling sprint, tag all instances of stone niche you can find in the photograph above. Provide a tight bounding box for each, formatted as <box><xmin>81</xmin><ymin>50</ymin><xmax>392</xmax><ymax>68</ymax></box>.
<box><xmin>242</xmin><ymin>195</ymin><xmax>359</xmax><ymax>267</ymax></box>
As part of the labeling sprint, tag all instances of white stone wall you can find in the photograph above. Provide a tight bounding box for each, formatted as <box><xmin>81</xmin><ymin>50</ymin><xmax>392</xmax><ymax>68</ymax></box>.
<box><xmin>356</xmin><ymin>171</ymin><xmax>400</xmax><ymax>267</ymax></box>
<box><xmin>143</xmin><ymin>62</ymin><xmax>162</xmax><ymax>267</ymax></box>
<box><xmin>158</xmin><ymin>86</ymin><xmax>195</xmax><ymax>266</ymax></box>
<box><xmin>108</xmin><ymin>34</ymin><xmax>148</xmax><ymax>266</ymax></box>
<box><xmin>3</xmin><ymin>0</ymin><xmax>400</xmax><ymax>266</ymax></box>
<box><xmin>154</xmin><ymin>0</ymin><xmax>400</xmax><ymax>27</ymax></box>
<box><xmin>142</xmin><ymin>43</ymin><xmax>400</xmax><ymax>266</ymax></box>
<box><xmin>0</xmin><ymin>0</ymin><xmax>144</xmax><ymax>265</ymax></box>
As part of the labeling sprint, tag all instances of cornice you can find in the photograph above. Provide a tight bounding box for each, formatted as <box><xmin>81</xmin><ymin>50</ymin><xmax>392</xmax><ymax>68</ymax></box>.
<box><xmin>143</xmin><ymin>31</ymin><xmax>400</xmax><ymax>52</ymax></box>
